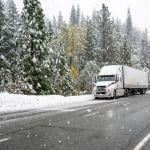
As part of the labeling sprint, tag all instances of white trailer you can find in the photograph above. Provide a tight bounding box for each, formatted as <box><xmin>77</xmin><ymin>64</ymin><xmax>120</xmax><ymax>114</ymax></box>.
<box><xmin>93</xmin><ymin>65</ymin><xmax>148</xmax><ymax>99</ymax></box>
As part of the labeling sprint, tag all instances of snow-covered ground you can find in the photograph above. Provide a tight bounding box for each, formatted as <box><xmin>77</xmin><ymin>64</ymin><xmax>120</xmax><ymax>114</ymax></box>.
<box><xmin>0</xmin><ymin>93</ymin><xmax>94</xmax><ymax>113</ymax></box>
<box><xmin>1</xmin><ymin>91</ymin><xmax>149</xmax><ymax>114</ymax></box>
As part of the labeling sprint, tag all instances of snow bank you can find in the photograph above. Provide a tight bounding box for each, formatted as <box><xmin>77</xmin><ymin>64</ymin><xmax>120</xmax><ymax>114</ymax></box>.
<box><xmin>0</xmin><ymin>93</ymin><xmax>93</xmax><ymax>113</ymax></box>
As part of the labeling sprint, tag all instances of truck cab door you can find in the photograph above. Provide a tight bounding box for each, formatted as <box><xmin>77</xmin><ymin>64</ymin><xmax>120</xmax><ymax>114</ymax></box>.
<box><xmin>116</xmin><ymin>74</ymin><xmax>124</xmax><ymax>96</ymax></box>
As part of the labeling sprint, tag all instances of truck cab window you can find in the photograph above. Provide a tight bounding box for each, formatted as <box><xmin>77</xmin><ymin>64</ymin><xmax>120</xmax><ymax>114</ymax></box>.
<box><xmin>97</xmin><ymin>75</ymin><xmax>115</xmax><ymax>81</ymax></box>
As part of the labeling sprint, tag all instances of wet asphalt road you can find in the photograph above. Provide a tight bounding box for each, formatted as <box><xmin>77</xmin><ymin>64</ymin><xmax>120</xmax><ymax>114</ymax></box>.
<box><xmin>0</xmin><ymin>94</ymin><xmax>150</xmax><ymax>150</ymax></box>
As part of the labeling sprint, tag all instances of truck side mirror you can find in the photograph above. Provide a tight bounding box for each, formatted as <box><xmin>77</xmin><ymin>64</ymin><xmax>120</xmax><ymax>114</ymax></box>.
<box><xmin>93</xmin><ymin>76</ymin><xmax>97</xmax><ymax>83</ymax></box>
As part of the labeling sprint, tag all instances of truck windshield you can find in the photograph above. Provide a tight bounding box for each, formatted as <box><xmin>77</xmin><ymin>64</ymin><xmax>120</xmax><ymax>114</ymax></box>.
<box><xmin>97</xmin><ymin>75</ymin><xmax>115</xmax><ymax>81</ymax></box>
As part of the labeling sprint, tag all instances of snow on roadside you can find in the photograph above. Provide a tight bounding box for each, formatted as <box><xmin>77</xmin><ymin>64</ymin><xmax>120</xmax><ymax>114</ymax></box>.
<box><xmin>0</xmin><ymin>93</ymin><xmax>93</xmax><ymax>113</ymax></box>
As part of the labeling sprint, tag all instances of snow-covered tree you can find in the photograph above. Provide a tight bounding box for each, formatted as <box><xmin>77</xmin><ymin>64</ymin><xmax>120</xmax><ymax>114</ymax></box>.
<box><xmin>70</xmin><ymin>4</ymin><xmax>81</xmax><ymax>26</ymax></box>
<box><xmin>125</xmin><ymin>8</ymin><xmax>133</xmax><ymax>66</ymax></box>
<box><xmin>84</xmin><ymin>18</ymin><xmax>96</xmax><ymax>62</ymax></box>
<box><xmin>80</xmin><ymin>13</ymin><xmax>86</xmax><ymax>27</ymax></box>
<box><xmin>0</xmin><ymin>0</ymin><xmax>5</xmax><ymax>34</ymax></box>
<box><xmin>57</xmin><ymin>11</ymin><xmax>64</xmax><ymax>31</ymax></box>
<box><xmin>2</xmin><ymin>0</ymin><xmax>20</xmax><ymax>92</ymax></box>
<box><xmin>79</xmin><ymin>61</ymin><xmax>99</xmax><ymax>93</ymax></box>
<box><xmin>76</xmin><ymin>4</ymin><xmax>80</xmax><ymax>26</ymax></box>
<box><xmin>47</xmin><ymin>20</ymin><xmax>53</xmax><ymax>40</ymax></box>
<box><xmin>69</xmin><ymin>5</ymin><xmax>76</xmax><ymax>26</ymax></box>
<box><xmin>121</xmin><ymin>36</ymin><xmax>132</xmax><ymax>66</ymax></box>
<box><xmin>112</xmin><ymin>22</ymin><xmax>125</xmax><ymax>65</ymax></box>
<box><xmin>126</xmin><ymin>8</ymin><xmax>132</xmax><ymax>38</ymax></box>
<box><xmin>17</xmin><ymin>0</ymin><xmax>54</xmax><ymax>95</ymax></box>
<box><xmin>140</xmin><ymin>29</ymin><xmax>150</xmax><ymax>70</ymax></box>
<box><xmin>50</xmin><ymin>38</ymin><xmax>73</xmax><ymax>95</ymax></box>
<box><xmin>0</xmin><ymin>0</ymin><xmax>16</xmax><ymax>92</ymax></box>
<box><xmin>0</xmin><ymin>0</ymin><xmax>7</xmax><ymax>91</ymax></box>
<box><xmin>52</xmin><ymin>16</ymin><xmax>57</xmax><ymax>34</ymax></box>
<box><xmin>94</xmin><ymin>4</ymin><xmax>117</xmax><ymax>66</ymax></box>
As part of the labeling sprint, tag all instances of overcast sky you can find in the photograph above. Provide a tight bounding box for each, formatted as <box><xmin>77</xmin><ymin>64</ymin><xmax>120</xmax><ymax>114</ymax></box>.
<box><xmin>13</xmin><ymin>0</ymin><xmax>150</xmax><ymax>31</ymax></box>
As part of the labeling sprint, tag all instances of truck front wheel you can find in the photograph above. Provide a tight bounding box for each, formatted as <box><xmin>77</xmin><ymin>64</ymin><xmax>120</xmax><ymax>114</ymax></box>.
<box><xmin>113</xmin><ymin>90</ymin><xmax>117</xmax><ymax>99</ymax></box>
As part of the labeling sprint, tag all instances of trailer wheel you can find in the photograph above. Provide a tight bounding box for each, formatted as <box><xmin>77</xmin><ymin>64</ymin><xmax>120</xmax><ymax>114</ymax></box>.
<box><xmin>125</xmin><ymin>89</ymin><xmax>129</xmax><ymax>97</ymax></box>
<box><xmin>140</xmin><ymin>89</ymin><xmax>144</xmax><ymax>95</ymax></box>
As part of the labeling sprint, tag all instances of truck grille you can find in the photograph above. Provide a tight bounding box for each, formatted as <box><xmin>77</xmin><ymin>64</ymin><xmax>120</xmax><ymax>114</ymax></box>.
<box><xmin>96</xmin><ymin>86</ymin><xmax>106</xmax><ymax>94</ymax></box>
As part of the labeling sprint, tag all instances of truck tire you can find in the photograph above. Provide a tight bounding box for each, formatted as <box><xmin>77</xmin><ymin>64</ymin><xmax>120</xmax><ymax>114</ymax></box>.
<box><xmin>124</xmin><ymin>89</ymin><xmax>129</xmax><ymax>97</ymax></box>
<box><xmin>113</xmin><ymin>90</ymin><xmax>117</xmax><ymax>99</ymax></box>
<box><xmin>140</xmin><ymin>89</ymin><xmax>144</xmax><ymax>95</ymax></box>
<box><xmin>140</xmin><ymin>89</ymin><xmax>145</xmax><ymax>95</ymax></box>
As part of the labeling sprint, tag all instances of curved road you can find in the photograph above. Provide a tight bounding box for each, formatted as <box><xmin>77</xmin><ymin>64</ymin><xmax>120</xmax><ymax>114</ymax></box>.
<box><xmin>0</xmin><ymin>94</ymin><xmax>150</xmax><ymax>150</ymax></box>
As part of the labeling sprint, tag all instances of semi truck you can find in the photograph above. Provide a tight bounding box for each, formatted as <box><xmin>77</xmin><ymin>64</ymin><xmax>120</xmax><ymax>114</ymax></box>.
<box><xmin>93</xmin><ymin>65</ymin><xmax>148</xmax><ymax>99</ymax></box>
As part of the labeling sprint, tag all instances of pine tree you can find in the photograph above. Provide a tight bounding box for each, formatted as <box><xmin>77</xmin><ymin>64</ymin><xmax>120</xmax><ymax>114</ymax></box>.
<box><xmin>84</xmin><ymin>19</ymin><xmax>96</xmax><ymax>62</ymax></box>
<box><xmin>100</xmin><ymin>4</ymin><xmax>113</xmax><ymax>62</ymax></box>
<box><xmin>50</xmin><ymin>38</ymin><xmax>73</xmax><ymax>95</ymax></box>
<box><xmin>115</xmin><ymin>18</ymin><xmax>122</xmax><ymax>32</ymax></box>
<box><xmin>126</xmin><ymin>8</ymin><xmax>132</xmax><ymax>38</ymax></box>
<box><xmin>57</xmin><ymin>11</ymin><xmax>63</xmax><ymax>31</ymax></box>
<box><xmin>91</xmin><ymin>10</ymin><xmax>97</xmax><ymax>26</ymax></box>
<box><xmin>0</xmin><ymin>0</ymin><xmax>10</xmax><ymax>92</ymax></box>
<box><xmin>17</xmin><ymin>0</ymin><xmax>53</xmax><ymax>95</ymax></box>
<box><xmin>52</xmin><ymin>16</ymin><xmax>57</xmax><ymax>34</ymax></box>
<box><xmin>47</xmin><ymin>20</ymin><xmax>53</xmax><ymax>40</ymax></box>
<box><xmin>69</xmin><ymin>5</ymin><xmax>76</xmax><ymax>26</ymax></box>
<box><xmin>0</xmin><ymin>0</ymin><xmax>5</xmax><ymax>34</ymax></box>
<box><xmin>140</xmin><ymin>29</ymin><xmax>150</xmax><ymax>70</ymax></box>
<box><xmin>95</xmin><ymin>4</ymin><xmax>116</xmax><ymax>66</ymax></box>
<box><xmin>80</xmin><ymin>13</ymin><xmax>86</xmax><ymax>27</ymax></box>
<box><xmin>125</xmin><ymin>8</ymin><xmax>133</xmax><ymax>66</ymax></box>
<box><xmin>121</xmin><ymin>36</ymin><xmax>132</xmax><ymax>66</ymax></box>
<box><xmin>76</xmin><ymin>4</ymin><xmax>80</xmax><ymax>26</ymax></box>
<box><xmin>112</xmin><ymin>21</ymin><xmax>125</xmax><ymax>65</ymax></box>
<box><xmin>3</xmin><ymin>0</ymin><xmax>20</xmax><ymax>92</ymax></box>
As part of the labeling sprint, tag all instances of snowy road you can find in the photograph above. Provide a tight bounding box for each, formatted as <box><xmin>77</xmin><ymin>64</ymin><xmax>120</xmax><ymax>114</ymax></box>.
<box><xmin>1</xmin><ymin>94</ymin><xmax>150</xmax><ymax>150</ymax></box>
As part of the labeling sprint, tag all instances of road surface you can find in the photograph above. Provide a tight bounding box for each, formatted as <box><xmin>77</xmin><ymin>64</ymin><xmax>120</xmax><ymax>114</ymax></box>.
<box><xmin>0</xmin><ymin>94</ymin><xmax>150</xmax><ymax>150</ymax></box>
